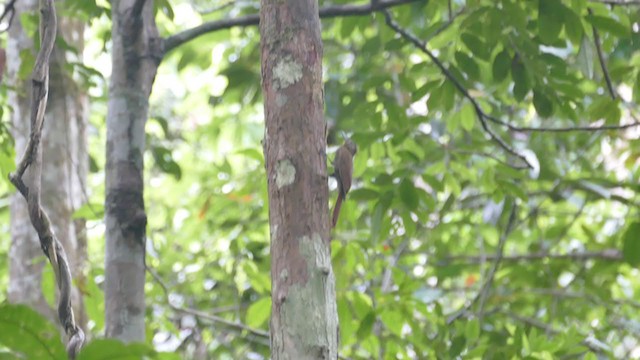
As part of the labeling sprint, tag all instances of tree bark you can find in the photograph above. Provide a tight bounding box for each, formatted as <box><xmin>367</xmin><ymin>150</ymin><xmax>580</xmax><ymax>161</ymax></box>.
<box><xmin>104</xmin><ymin>0</ymin><xmax>159</xmax><ymax>342</ymax></box>
<box><xmin>260</xmin><ymin>1</ymin><xmax>338</xmax><ymax>358</ymax></box>
<box><xmin>7</xmin><ymin>0</ymin><xmax>88</xmax><ymax>331</ymax></box>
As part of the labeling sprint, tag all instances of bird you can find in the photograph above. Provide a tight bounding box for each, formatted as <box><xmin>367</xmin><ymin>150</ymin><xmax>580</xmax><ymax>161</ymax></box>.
<box><xmin>332</xmin><ymin>137</ymin><xmax>357</xmax><ymax>228</ymax></box>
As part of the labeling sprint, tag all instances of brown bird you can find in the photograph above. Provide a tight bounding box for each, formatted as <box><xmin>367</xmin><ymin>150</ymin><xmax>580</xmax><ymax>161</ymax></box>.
<box><xmin>332</xmin><ymin>138</ymin><xmax>357</xmax><ymax>228</ymax></box>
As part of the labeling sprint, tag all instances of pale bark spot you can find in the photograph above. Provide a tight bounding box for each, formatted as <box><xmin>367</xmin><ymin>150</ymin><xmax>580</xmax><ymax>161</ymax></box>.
<box><xmin>279</xmin><ymin>268</ymin><xmax>289</xmax><ymax>281</ymax></box>
<box><xmin>272</xmin><ymin>56</ymin><xmax>303</xmax><ymax>90</ymax></box>
<box><xmin>276</xmin><ymin>93</ymin><xmax>288</xmax><ymax>107</ymax></box>
<box><xmin>276</xmin><ymin>159</ymin><xmax>296</xmax><ymax>188</ymax></box>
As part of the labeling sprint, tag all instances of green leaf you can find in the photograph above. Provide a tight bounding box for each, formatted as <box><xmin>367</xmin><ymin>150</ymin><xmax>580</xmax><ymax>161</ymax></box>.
<box><xmin>511</xmin><ymin>56</ymin><xmax>529</xmax><ymax>101</ymax></box>
<box><xmin>465</xmin><ymin>318</ymin><xmax>480</xmax><ymax>342</ymax></box>
<box><xmin>588</xmin><ymin>97</ymin><xmax>620</xmax><ymax>123</ymax></box>
<box><xmin>356</xmin><ymin>311</ymin><xmax>376</xmax><ymax>339</ymax></box>
<box><xmin>152</xmin><ymin>146</ymin><xmax>182</xmax><ymax>180</ymax></box>
<box><xmin>460</xmin><ymin>102</ymin><xmax>475</xmax><ymax>131</ymax></box>
<box><xmin>492</xmin><ymin>49</ymin><xmax>510</xmax><ymax>83</ymax></box>
<box><xmin>563</xmin><ymin>6</ymin><xmax>584</xmax><ymax>44</ymax></box>
<box><xmin>245</xmin><ymin>297</ymin><xmax>271</xmax><ymax>328</ymax></box>
<box><xmin>18</xmin><ymin>49</ymin><xmax>36</xmax><ymax>80</ymax></box>
<box><xmin>449</xmin><ymin>335</ymin><xmax>466</xmax><ymax>357</ymax></box>
<box><xmin>585</xmin><ymin>14</ymin><xmax>630</xmax><ymax>38</ymax></box>
<box><xmin>441</xmin><ymin>80</ymin><xmax>456</xmax><ymax>111</ymax></box>
<box><xmin>398</xmin><ymin>179</ymin><xmax>419</xmax><ymax>210</ymax></box>
<box><xmin>538</xmin><ymin>0</ymin><xmax>564</xmax><ymax>43</ymax></box>
<box><xmin>0</xmin><ymin>304</ymin><xmax>66</xmax><ymax>359</ymax></box>
<box><xmin>461</xmin><ymin>33</ymin><xmax>491</xmax><ymax>61</ymax></box>
<box><xmin>455</xmin><ymin>51</ymin><xmax>480</xmax><ymax>80</ymax></box>
<box><xmin>155</xmin><ymin>0</ymin><xmax>175</xmax><ymax>20</ymax></box>
<box><xmin>78</xmin><ymin>339</ymin><xmax>156</xmax><ymax>360</ymax></box>
<box><xmin>412</xmin><ymin>80</ymin><xmax>441</xmax><ymax>102</ymax></box>
<box><xmin>349</xmin><ymin>188</ymin><xmax>379</xmax><ymax>201</ymax></box>
<box><xmin>380</xmin><ymin>309</ymin><xmax>404</xmax><ymax>337</ymax></box>
<box><xmin>72</xmin><ymin>203</ymin><xmax>104</xmax><ymax>220</ymax></box>
<box><xmin>533</xmin><ymin>89</ymin><xmax>554</xmax><ymax>118</ymax></box>
<box><xmin>622</xmin><ymin>222</ymin><xmax>640</xmax><ymax>266</ymax></box>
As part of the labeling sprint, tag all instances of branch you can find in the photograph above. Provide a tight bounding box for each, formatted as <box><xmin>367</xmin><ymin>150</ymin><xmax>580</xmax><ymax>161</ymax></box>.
<box><xmin>382</xmin><ymin>10</ymin><xmax>535</xmax><ymax>169</ymax></box>
<box><xmin>162</xmin><ymin>0</ymin><xmax>421</xmax><ymax>54</ymax></box>
<box><xmin>506</xmin><ymin>312</ymin><xmax>609</xmax><ymax>353</ymax></box>
<box><xmin>146</xmin><ymin>265</ymin><xmax>270</xmax><ymax>340</ymax></box>
<box><xmin>589</xmin><ymin>0</ymin><xmax>640</xmax><ymax>5</ymax></box>
<box><xmin>442</xmin><ymin>249</ymin><xmax>622</xmax><ymax>265</ymax></box>
<box><xmin>382</xmin><ymin>8</ymin><xmax>640</xmax><ymax>138</ymax></box>
<box><xmin>447</xmin><ymin>203</ymin><xmax>518</xmax><ymax>324</ymax></box>
<box><xmin>0</xmin><ymin>0</ymin><xmax>17</xmax><ymax>32</ymax></box>
<box><xmin>7</xmin><ymin>0</ymin><xmax>84</xmax><ymax>357</ymax></box>
<box><xmin>588</xmin><ymin>8</ymin><xmax>616</xmax><ymax>99</ymax></box>
<box><xmin>497</xmin><ymin>120</ymin><xmax>640</xmax><ymax>133</ymax></box>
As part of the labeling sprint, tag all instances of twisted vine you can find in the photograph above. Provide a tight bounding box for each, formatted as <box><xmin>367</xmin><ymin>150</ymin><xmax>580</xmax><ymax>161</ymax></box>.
<box><xmin>8</xmin><ymin>0</ymin><xmax>85</xmax><ymax>357</ymax></box>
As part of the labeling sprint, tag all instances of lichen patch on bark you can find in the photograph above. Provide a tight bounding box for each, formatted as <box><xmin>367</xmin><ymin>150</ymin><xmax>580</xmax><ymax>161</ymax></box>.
<box><xmin>276</xmin><ymin>159</ymin><xmax>296</xmax><ymax>188</ymax></box>
<box><xmin>272</xmin><ymin>55</ymin><xmax>303</xmax><ymax>90</ymax></box>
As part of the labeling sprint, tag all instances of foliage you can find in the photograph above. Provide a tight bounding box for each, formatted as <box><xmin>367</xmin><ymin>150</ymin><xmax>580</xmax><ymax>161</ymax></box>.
<box><xmin>1</xmin><ymin>0</ymin><xmax>640</xmax><ymax>358</ymax></box>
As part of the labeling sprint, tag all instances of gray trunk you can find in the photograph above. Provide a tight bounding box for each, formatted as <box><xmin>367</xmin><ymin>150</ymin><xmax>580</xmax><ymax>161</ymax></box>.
<box><xmin>260</xmin><ymin>0</ymin><xmax>339</xmax><ymax>358</ymax></box>
<box><xmin>104</xmin><ymin>0</ymin><xmax>159</xmax><ymax>341</ymax></box>
<box><xmin>7</xmin><ymin>0</ymin><xmax>88</xmax><ymax>331</ymax></box>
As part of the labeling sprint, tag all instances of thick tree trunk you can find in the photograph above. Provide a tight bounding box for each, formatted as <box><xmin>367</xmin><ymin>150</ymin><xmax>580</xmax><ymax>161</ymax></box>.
<box><xmin>260</xmin><ymin>1</ymin><xmax>339</xmax><ymax>358</ymax></box>
<box><xmin>104</xmin><ymin>0</ymin><xmax>159</xmax><ymax>342</ymax></box>
<box><xmin>7</xmin><ymin>0</ymin><xmax>88</xmax><ymax>331</ymax></box>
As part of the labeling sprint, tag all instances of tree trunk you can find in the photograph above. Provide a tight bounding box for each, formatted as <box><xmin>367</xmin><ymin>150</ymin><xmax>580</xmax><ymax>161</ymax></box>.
<box><xmin>104</xmin><ymin>0</ymin><xmax>159</xmax><ymax>342</ymax></box>
<box><xmin>7</xmin><ymin>0</ymin><xmax>88</xmax><ymax>331</ymax></box>
<box><xmin>260</xmin><ymin>1</ymin><xmax>338</xmax><ymax>358</ymax></box>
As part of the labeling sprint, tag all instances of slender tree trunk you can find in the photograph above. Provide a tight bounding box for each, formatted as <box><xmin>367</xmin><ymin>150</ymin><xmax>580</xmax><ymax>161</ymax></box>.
<box><xmin>7</xmin><ymin>0</ymin><xmax>88</xmax><ymax>331</ymax></box>
<box><xmin>260</xmin><ymin>1</ymin><xmax>338</xmax><ymax>358</ymax></box>
<box><xmin>104</xmin><ymin>0</ymin><xmax>159</xmax><ymax>341</ymax></box>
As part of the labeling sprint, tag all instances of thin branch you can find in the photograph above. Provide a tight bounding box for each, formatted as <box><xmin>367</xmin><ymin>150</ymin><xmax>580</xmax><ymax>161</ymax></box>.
<box><xmin>447</xmin><ymin>203</ymin><xmax>518</xmax><ymax>324</ymax></box>
<box><xmin>425</xmin><ymin>7</ymin><xmax>465</xmax><ymax>42</ymax></box>
<box><xmin>7</xmin><ymin>0</ymin><xmax>84</xmax><ymax>357</ymax></box>
<box><xmin>194</xmin><ymin>0</ymin><xmax>241</xmax><ymax>15</ymax></box>
<box><xmin>499</xmin><ymin>121</ymin><xmax>640</xmax><ymax>133</ymax></box>
<box><xmin>146</xmin><ymin>265</ymin><xmax>270</xmax><ymax>340</ymax></box>
<box><xmin>382</xmin><ymin>7</ymin><xmax>640</xmax><ymax>138</ymax></box>
<box><xmin>0</xmin><ymin>0</ymin><xmax>17</xmax><ymax>32</ymax></box>
<box><xmin>476</xmin><ymin>204</ymin><xmax>517</xmax><ymax>319</ymax></box>
<box><xmin>589</xmin><ymin>0</ymin><xmax>640</xmax><ymax>5</ymax></box>
<box><xmin>506</xmin><ymin>312</ymin><xmax>609</xmax><ymax>353</ymax></box>
<box><xmin>453</xmin><ymin>149</ymin><xmax>529</xmax><ymax>169</ymax></box>
<box><xmin>163</xmin><ymin>0</ymin><xmax>421</xmax><ymax>54</ymax></box>
<box><xmin>380</xmin><ymin>239</ymin><xmax>410</xmax><ymax>293</ymax></box>
<box><xmin>442</xmin><ymin>249</ymin><xmax>622</xmax><ymax>265</ymax></box>
<box><xmin>382</xmin><ymin>10</ymin><xmax>535</xmax><ymax>169</ymax></box>
<box><xmin>588</xmin><ymin>8</ymin><xmax>616</xmax><ymax>99</ymax></box>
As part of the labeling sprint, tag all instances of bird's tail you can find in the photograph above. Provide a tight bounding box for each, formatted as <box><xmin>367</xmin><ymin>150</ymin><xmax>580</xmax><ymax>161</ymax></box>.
<box><xmin>332</xmin><ymin>194</ymin><xmax>343</xmax><ymax>228</ymax></box>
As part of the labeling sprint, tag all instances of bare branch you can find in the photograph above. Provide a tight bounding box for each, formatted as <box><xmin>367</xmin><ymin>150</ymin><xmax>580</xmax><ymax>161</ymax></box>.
<box><xmin>163</xmin><ymin>0</ymin><xmax>421</xmax><ymax>54</ymax></box>
<box><xmin>588</xmin><ymin>8</ymin><xmax>617</xmax><ymax>99</ymax></box>
<box><xmin>447</xmin><ymin>203</ymin><xmax>518</xmax><ymax>324</ymax></box>
<box><xmin>499</xmin><ymin>120</ymin><xmax>640</xmax><ymax>133</ymax></box>
<box><xmin>381</xmin><ymin>7</ymin><xmax>640</xmax><ymax>141</ymax></box>
<box><xmin>146</xmin><ymin>265</ymin><xmax>270</xmax><ymax>340</ymax></box>
<box><xmin>382</xmin><ymin>10</ymin><xmax>535</xmax><ymax>169</ymax></box>
<box><xmin>7</xmin><ymin>0</ymin><xmax>84</xmax><ymax>357</ymax></box>
<box><xmin>0</xmin><ymin>0</ymin><xmax>17</xmax><ymax>32</ymax></box>
<box><xmin>442</xmin><ymin>249</ymin><xmax>622</xmax><ymax>265</ymax></box>
<box><xmin>506</xmin><ymin>312</ymin><xmax>609</xmax><ymax>353</ymax></box>
<box><xmin>589</xmin><ymin>0</ymin><xmax>640</xmax><ymax>5</ymax></box>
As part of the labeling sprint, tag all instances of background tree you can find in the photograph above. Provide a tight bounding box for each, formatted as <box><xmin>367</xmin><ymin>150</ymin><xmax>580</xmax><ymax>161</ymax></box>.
<box><xmin>1</xmin><ymin>0</ymin><xmax>640</xmax><ymax>359</ymax></box>
<box><xmin>6</xmin><ymin>0</ymin><xmax>88</xmax><ymax>331</ymax></box>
